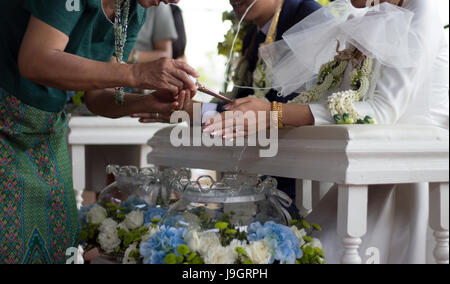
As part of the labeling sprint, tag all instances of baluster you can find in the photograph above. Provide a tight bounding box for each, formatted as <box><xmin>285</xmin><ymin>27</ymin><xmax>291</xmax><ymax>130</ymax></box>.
<box><xmin>429</xmin><ymin>182</ymin><xmax>449</xmax><ymax>264</ymax></box>
<box><xmin>337</xmin><ymin>185</ymin><xmax>368</xmax><ymax>264</ymax></box>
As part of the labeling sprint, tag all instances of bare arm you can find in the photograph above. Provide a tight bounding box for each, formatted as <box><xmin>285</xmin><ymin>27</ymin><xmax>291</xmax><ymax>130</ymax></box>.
<box><xmin>18</xmin><ymin>16</ymin><xmax>198</xmax><ymax>94</ymax></box>
<box><xmin>84</xmin><ymin>89</ymin><xmax>179</xmax><ymax>119</ymax></box>
<box><xmin>134</xmin><ymin>40</ymin><xmax>173</xmax><ymax>63</ymax></box>
<box><xmin>282</xmin><ymin>103</ymin><xmax>315</xmax><ymax>127</ymax></box>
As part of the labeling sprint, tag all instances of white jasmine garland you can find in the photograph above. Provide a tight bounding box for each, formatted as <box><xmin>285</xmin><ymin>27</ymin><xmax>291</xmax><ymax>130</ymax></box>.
<box><xmin>87</xmin><ymin>205</ymin><xmax>107</xmax><ymax>225</ymax></box>
<box><xmin>124</xmin><ymin>210</ymin><xmax>144</xmax><ymax>230</ymax></box>
<box><xmin>98</xmin><ymin>226</ymin><xmax>121</xmax><ymax>253</ymax></box>
<box><xmin>123</xmin><ymin>244</ymin><xmax>138</xmax><ymax>264</ymax></box>
<box><xmin>246</xmin><ymin>240</ymin><xmax>272</xmax><ymax>264</ymax></box>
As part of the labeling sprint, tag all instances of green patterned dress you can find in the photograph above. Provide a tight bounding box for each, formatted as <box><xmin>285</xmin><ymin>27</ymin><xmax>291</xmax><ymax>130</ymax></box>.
<box><xmin>0</xmin><ymin>0</ymin><xmax>145</xmax><ymax>264</ymax></box>
<box><xmin>0</xmin><ymin>89</ymin><xmax>79</xmax><ymax>263</ymax></box>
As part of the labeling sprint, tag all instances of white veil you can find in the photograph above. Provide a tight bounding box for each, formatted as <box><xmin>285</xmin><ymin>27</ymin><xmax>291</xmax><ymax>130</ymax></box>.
<box><xmin>260</xmin><ymin>0</ymin><xmax>422</xmax><ymax>97</ymax></box>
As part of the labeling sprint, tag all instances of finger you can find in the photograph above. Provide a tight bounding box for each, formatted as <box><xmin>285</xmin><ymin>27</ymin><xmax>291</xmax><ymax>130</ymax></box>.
<box><xmin>171</xmin><ymin>69</ymin><xmax>196</xmax><ymax>92</ymax></box>
<box><xmin>166</xmin><ymin>77</ymin><xmax>184</xmax><ymax>95</ymax></box>
<box><xmin>174</xmin><ymin>60</ymin><xmax>200</xmax><ymax>78</ymax></box>
<box><xmin>139</xmin><ymin>119</ymin><xmax>166</xmax><ymax>124</ymax></box>
<box><xmin>177</xmin><ymin>91</ymin><xmax>186</xmax><ymax>110</ymax></box>
<box><xmin>203</xmin><ymin>113</ymin><xmax>226</xmax><ymax>132</ymax></box>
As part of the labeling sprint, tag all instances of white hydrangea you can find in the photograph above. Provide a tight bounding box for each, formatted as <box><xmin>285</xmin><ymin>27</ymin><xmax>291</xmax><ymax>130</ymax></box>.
<box><xmin>124</xmin><ymin>210</ymin><xmax>144</xmax><ymax>230</ymax></box>
<box><xmin>86</xmin><ymin>205</ymin><xmax>107</xmax><ymax>225</ymax></box>
<box><xmin>246</xmin><ymin>240</ymin><xmax>272</xmax><ymax>264</ymax></box>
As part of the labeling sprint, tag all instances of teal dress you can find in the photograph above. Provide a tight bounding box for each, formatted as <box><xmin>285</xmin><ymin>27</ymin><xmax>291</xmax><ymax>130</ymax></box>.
<box><xmin>0</xmin><ymin>0</ymin><xmax>146</xmax><ymax>264</ymax></box>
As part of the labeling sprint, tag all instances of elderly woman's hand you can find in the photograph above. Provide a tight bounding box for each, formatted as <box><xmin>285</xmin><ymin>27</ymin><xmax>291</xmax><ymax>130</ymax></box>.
<box><xmin>133</xmin><ymin>90</ymin><xmax>195</xmax><ymax>123</ymax></box>
<box><xmin>131</xmin><ymin>57</ymin><xmax>199</xmax><ymax>96</ymax></box>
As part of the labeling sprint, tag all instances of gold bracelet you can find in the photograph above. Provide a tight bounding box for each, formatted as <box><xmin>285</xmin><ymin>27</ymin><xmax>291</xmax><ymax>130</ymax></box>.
<box><xmin>271</xmin><ymin>101</ymin><xmax>284</xmax><ymax>129</ymax></box>
<box><xmin>277</xmin><ymin>102</ymin><xmax>284</xmax><ymax>129</ymax></box>
<box><xmin>271</xmin><ymin>101</ymin><xmax>278</xmax><ymax>129</ymax></box>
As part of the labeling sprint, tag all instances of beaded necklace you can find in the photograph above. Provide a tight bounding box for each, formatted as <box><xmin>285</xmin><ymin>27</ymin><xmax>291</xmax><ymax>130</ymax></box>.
<box><xmin>114</xmin><ymin>0</ymin><xmax>131</xmax><ymax>105</ymax></box>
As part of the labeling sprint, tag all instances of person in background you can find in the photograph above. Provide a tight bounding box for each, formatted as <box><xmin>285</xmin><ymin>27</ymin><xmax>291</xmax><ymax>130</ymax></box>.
<box><xmin>170</xmin><ymin>4</ymin><xmax>188</xmax><ymax>61</ymax></box>
<box><xmin>131</xmin><ymin>3</ymin><xmax>178</xmax><ymax>63</ymax></box>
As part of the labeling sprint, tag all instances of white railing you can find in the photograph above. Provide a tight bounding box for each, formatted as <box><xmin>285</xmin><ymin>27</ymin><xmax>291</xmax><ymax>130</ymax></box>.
<box><xmin>147</xmin><ymin>124</ymin><xmax>449</xmax><ymax>264</ymax></box>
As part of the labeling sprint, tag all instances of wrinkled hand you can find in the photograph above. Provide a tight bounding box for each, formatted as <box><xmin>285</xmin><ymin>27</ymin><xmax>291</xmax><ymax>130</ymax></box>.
<box><xmin>202</xmin><ymin>97</ymin><xmax>272</xmax><ymax>138</ymax></box>
<box><xmin>132</xmin><ymin>90</ymin><xmax>195</xmax><ymax>123</ymax></box>
<box><xmin>131</xmin><ymin>57</ymin><xmax>199</xmax><ymax>95</ymax></box>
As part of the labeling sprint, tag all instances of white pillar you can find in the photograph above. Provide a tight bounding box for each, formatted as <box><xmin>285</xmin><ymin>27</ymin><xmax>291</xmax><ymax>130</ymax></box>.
<box><xmin>71</xmin><ymin>145</ymin><xmax>86</xmax><ymax>209</ymax></box>
<box><xmin>337</xmin><ymin>184</ymin><xmax>368</xmax><ymax>264</ymax></box>
<box><xmin>296</xmin><ymin>179</ymin><xmax>312</xmax><ymax>216</ymax></box>
<box><xmin>429</xmin><ymin>182</ymin><xmax>449</xmax><ymax>264</ymax></box>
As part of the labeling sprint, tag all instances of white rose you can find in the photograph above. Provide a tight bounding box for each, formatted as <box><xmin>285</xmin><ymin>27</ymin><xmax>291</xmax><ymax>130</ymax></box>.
<box><xmin>99</xmin><ymin>218</ymin><xmax>118</xmax><ymax>233</ymax></box>
<box><xmin>204</xmin><ymin>245</ymin><xmax>237</xmax><ymax>264</ymax></box>
<box><xmin>124</xmin><ymin>210</ymin><xmax>144</xmax><ymax>230</ymax></box>
<box><xmin>310</xmin><ymin>238</ymin><xmax>323</xmax><ymax>250</ymax></box>
<box><xmin>87</xmin><ymin>205</ymin><xmax>107</xmax><ymax>225</ymax></box>
<box><xmin>246</xmin><ymin>240</ymin><xmax>272</xmax><ymax>264</ymax></box>
<box><xmin>123</xmin><ymin>244</ymin><xmax>138</xmax><ymax>265</ymax></box>
<box><xmin>291</xmin><ymin>226</ymin><xmax>307</xmax><ymax>246</ymax></box>
<box><xmin>98</xmin><ymin>226</ymin><xmax>121</xmax><ymax>253</ymax></box>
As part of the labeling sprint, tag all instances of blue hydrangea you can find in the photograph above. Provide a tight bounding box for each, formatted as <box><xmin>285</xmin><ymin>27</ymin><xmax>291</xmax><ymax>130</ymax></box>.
<box><xmin>247</xmin><ymin>221</ymin><xmax>303</xmax><ymax>264</ymax></box>
<box><xmin>78</xmin><ymin>204</ymin><xmax>95</xmax><ymax>226</ymax></box>
<box><xmin>144</xmin><ymin>207</ymin><xmax>169</xmax><ymax>225</ymax></box>
<box><xmin>140</xmin><ymin>226</ymin><xmax>187</xmax><ymax>264</ymax></box>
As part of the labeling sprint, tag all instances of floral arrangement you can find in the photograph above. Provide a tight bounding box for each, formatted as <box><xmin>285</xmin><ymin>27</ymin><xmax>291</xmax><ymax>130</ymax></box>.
<box><xmin>140</xmin><ymin>219</ymin><xmax>324</xmax><ymax>265</ymax></box>
<box><xmin>79</xmin><ymin>200</ymin><xmax>168</xmax><ymax>264</ymax></box>
<box><xmin>79</xmin><ymin>201</ymin><xmax>325</xmax><ymax>264</ymax></box>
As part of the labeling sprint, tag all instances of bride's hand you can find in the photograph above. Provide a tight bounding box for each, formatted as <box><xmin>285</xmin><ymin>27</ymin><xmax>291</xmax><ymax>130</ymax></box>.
<box><xmin>202</xmin><ymin>97</ymin><xmax>272</xmax><ymax>138</ymax></box>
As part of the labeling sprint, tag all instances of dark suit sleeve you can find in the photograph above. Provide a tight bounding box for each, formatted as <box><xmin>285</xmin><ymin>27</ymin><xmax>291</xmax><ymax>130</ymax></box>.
<box><xmin>295</xmin><ymin>0</ymin><xmax>322</xmax><ymax>23</ymax></box>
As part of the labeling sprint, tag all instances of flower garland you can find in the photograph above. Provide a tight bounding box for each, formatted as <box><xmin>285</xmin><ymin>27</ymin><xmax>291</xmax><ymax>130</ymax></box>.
<box><xmin>113</xmin><ymin>0</ymin><xmax>131</xmax><ymax>105</ymax></box>
<box><xmin>289</xmin><ymin>47</ymin><xmax>376</xmax><ymax>125</ymax></box>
